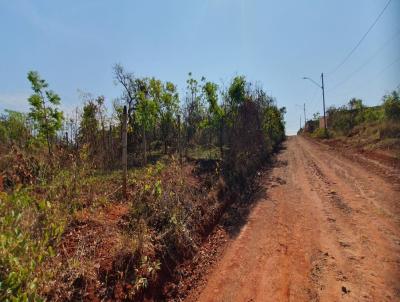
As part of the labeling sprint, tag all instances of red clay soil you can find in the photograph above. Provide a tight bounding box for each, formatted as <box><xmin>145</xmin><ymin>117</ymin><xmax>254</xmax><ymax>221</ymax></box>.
<box><xmin>314</xmin><ymin>137</ymin><xmax>400</xmax><ymax>182</ymax></box>
<box><xmin>43</xmin><ymin>202</ymin><xmax>132</xmax><ymax>301</ymax></box>
<box><xmin>187</xmin><ymin>136</ymin><xmax>400</xmax><ymax>302</ymax></box>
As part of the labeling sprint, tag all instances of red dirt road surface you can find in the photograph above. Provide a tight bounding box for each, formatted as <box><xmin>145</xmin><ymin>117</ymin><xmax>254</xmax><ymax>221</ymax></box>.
<box><xmin>191</xmin><ymin>136</ymin><xmax>400</xmax><ymax>302</ymax></box>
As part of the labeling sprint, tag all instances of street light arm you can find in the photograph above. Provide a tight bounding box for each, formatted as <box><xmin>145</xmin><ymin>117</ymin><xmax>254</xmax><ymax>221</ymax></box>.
<box><xmin>302</xmin><ymin>73</ymin><xmax>327</xmax><ymax>132</ymax></box>
<box><xmin>302</xmin><ymin>77</ymin><xmax>322</xmax><ymax>89</ymax></box>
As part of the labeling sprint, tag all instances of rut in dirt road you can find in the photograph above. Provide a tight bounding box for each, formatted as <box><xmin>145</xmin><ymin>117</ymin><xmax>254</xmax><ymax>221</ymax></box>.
<box><xmin>189</xmin><ymin>136</ymin><xmax>400</xmax><ymax>302</ymax></box>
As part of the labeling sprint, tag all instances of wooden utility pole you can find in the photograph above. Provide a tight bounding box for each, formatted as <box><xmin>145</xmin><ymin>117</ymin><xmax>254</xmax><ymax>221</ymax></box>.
<box><xmin>109</xmin><ymin>124</ymin><xmax>113</xmax><ymax>169</ymax></box>
<box><xmin>321</xmin><ymin>73</ymin><xmax>327</xmax><ymax>132</ymax></box>
<box><xmin>302</xmin><ymin>73</ymin><xmax>327</xmax><ymax>132</ymax></box>
<box><xmin>122</xmin><ymin>106</ymin><xmax>127</xmax><ymax>199</ymax></box>
<box><xmin>219</xmin><ymin>116</ymin><xmax>224</xmax><ymax>160</ymax></box>
<box><xmin>177</xmin><ymin>114</ymin><xmax>182</xmax><ymax>165</ymax></box>
<box><xmin>143</xmin><ymin>125</ymin><xmax>147</xmax><ymax>165</ymax></box>
<box><xmin>303</xmin><ymin>103</ymin><xmax>306</xmax><ymax>129</ymax></box>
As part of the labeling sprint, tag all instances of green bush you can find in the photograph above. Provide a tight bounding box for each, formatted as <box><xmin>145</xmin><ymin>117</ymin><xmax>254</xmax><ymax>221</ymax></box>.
<box><xmin>0</xmin><ymin>189</ymin><xmax>65</xmax><ymax>301</ymax></box>
<box><xmin>363</xmin><ymin>107</ymin><xmax>384</xmax><ymax>123</ymax></box>
<box><xmin>383</xmin><ymin>91</ymin><xmax>400</xmax><ymax>121</ymax></box>
<box><xmin>327</xmin><ymin>106</ymin><xmax>353</xmax><ymax>135</ymax></box>
<box><xmin>311</xmin><ymin>127</ymin><xmax>329</xmax><ymax>139</ymax></box>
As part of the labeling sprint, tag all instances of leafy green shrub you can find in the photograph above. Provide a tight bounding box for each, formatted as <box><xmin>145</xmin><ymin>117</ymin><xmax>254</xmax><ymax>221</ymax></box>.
<box><xmin>0</xmin><ymin>110</ymin><xmax>31</xmax><ymax>148</ymax></box>
<box><xmin>327</xmin><ymin>106</ymin><xmax>353</xmax><ymax>135</ymax></box>
<box><xmin>363</xmin><ymin>107</ymin><xmax>384</xmax><ymax>123</ymax></box>
<box><xmin>311</xmin><ymin>127</ymin><xmax>329</xmax><ymax>139</ymax></box>
<box><xmin>0</xmin><ymin>189</ymin><xmax>65</xmax><ymax>301</ymax></box>
<box><xmin>383</xmin><ymin>91</ymin><xmax>400</xmax><ymax>121</ymax></box>
<box><xmin>223</xmin><ymin>76</ymin><xmax>285</xmax><ymax>189</ymax></box>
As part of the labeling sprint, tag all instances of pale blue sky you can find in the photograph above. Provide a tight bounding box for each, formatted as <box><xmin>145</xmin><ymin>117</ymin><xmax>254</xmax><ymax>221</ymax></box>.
<box><xmin>1</xmin><ymin>0</ymin><xmax>399</xmax><ymax>134</ymax></box>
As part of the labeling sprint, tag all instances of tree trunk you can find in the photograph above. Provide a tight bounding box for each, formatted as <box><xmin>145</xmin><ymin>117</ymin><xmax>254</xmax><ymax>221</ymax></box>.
<box><xmin>122</xmin><ymin>107</ymin><xmax>127</xmax><ymax>200</ymax></box>
<box><xmin>219</xmin><ymin>118</ymin><xmax>224</xmax><ymax>160</ymax></box>
<box><xmin>143</xmin><ymin>126</ymin><xmax>147</xmax><ymax>165</ymax></box>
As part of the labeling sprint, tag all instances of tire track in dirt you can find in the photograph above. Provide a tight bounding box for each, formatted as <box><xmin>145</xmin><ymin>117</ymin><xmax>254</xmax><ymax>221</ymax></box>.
<box><xmin>189</xmin><ymin>136</ymin><xmax>400</xmax><ymax>302</ymax></box>
<box><xmin>296</xmin><ymin>137</ymin><xmax>400</xmax><ymax>301</ymax></box>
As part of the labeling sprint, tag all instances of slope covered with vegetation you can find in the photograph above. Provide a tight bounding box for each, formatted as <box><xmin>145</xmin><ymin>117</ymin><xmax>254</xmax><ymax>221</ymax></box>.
<box><xmin>301</xmin><ymin>90</ymin><xmax>400</xmax><ymax>158</ymax></box>
<box><xmin>0</xmin><ymin>67</ymin><xmax>285</xmax><ymax>301</ymax></box>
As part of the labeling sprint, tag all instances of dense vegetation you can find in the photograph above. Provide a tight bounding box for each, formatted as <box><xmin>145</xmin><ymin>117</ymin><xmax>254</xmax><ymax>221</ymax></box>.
<box><xmin>302</xmin><ymin>90</ymin><xmax>400</xmax><ymax>152</ymax></box>
<box><xmin>0</xmin><ymin>67</ymin><xmax>285</xmax><ymax>301</ymax></box>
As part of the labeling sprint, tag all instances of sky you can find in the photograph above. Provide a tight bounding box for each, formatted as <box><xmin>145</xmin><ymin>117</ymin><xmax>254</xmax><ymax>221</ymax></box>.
<box><xmin>0</xmin><ymin>0</ymin><xmax>399</xmax><ymax>135</ymax></box>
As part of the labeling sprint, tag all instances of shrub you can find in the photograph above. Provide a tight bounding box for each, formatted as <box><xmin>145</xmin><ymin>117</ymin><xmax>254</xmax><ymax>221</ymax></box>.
<box><xmin>364</xmin><ymin>107</ymin><xmax>384</xmax><ymax>123</ymax></box>
<box><xmin>383</xmin><ymin>91</ymin><xmax>400</xmax><ymax>121</ymax></box>
<box><xmin>378</xmin><ymin>121</ymin><xmax>400</xmax><ymax>139</ymax></box>
<box><xmin>311</xmin><ymin>127</ymin><xmax>329</xmax><ymax>139</ymax></box>
<box><xmin>0</xmin><ymin>189</ymin><xmax>65</xmax><ymax>301</ymax></box>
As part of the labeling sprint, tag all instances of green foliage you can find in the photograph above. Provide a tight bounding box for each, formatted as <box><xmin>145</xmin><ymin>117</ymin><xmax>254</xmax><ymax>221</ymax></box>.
<box><xmin>327</xmin><ymin>106</ymin><xmax>353</xmax><ymax>135</ymax></box>
<box><xmin>27</xmin><ymin>71</ymin><xmax>63</xmax><ymax>155</ymax></box>
<box><xmin>0</xmin><ymin>189</ymin><xmax>65</xmax><ymax>301</ymax></box>
<box><xmin>228</xmin><ymin>76</ymin><xmax>246</xmax><ymax>109</ymax></box>
<box><xmin>363</xmin><ymin>106</ymin><xmax>384</xmax><ymax>123</ymax></box>
<box><xmin>263</xmin><ymin>106</ymin><xmax>286</xmax><ymax>150</ymax></box>
<box><xmin>223</xmin><ymin>76</ymin><xmax>285</xmax><ymax>188</ymax></box>
<box><xmin>159</xmin><ymin>81</ymin><xmax>179</xmax><ymax>152</ymax></box>
<box><xmin>184</xmin><ymin>73</ymin><xmax>206</xmax><ymax>143</ymax></box>
<box><xmin>79</xmin><ymin>95</ymin><xmax>108</xmax><ymax>165</ymax></box>
<box><xmin>81</xmin><ymin>102</ymin><xmax>98</xmax><ymax>138</ymax></box>
<box><xmin>135</xmin><ymin>92</ymin><xmax>158</xmax><ymax>132</ymax></box>
<box><xmin>0</xmin><ymin>110</ymin><xmax>31</xmax><ymax>147</ymax></box>
<box><xmin>383</xmin><ymin>90</ymin><xmax>400</xmax><ymax>121</ymax></box>
<box><xmin>0</xmin><ymin>68</ymin><xmax>288</xmax><ymax>300</ymax></box>
<box><xmin>311</xmin><ymin>127</ymin><xmax>329</xmax><ymax>139</ymax></box>
<box><xmin>326</xmin><ymin>90</ymin><xmax>399</xmax><ymax>138</ymax></box>
<box><xmin>203</xmin><ymin>82</ymin><xmax>221</xmax><ymax>116</ymax></box>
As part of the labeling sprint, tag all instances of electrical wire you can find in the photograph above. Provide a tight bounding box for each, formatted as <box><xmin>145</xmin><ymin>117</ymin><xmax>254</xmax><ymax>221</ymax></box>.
<box><xmin>375</xmin><ymin>55</ymin><xmax>400</xmax><ymax>77</ymax></box>
<box><xmin>305</xmin><ymin>86</ymin><xmax>321</xmax><ymax>119</ymax></box>
<box><xmin>328</xmin><ymin>28</ymin><xmax>400</xmax><ymax>92</ymax></box>
<box><xmin>331</xmin><ymin>54</ymin><xmax>400</xmax><ymax>100</ymax></box>
<box><xmin>328</xmin><ymin>0</ymin><xmax>392</xmax><ymax>75</ymax></box>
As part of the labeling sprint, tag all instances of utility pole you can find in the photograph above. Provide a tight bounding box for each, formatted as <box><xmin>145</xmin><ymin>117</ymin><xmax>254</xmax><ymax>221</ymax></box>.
<box><xmin>300</xmin><ymin>115</ymin><xmax>302</xmax><ymax>130</ymax></box>
<box><xmin>122</xmin><ymin>105</ymin><xmax>127</xmax><ymax>200</ymax></box>
<box><xmin>303</xmin><ymin>103</ymin><xmax>306</xmax><ymax>129</ymax></box>
<box><xmin>302</xmin><ymin>73</ymin><xmax>327</xmax><ymax>133</ymax></box>
<box><xmin>177</xmin><ymin>114</ymin><xmax>182</xmax><ymax>165</ymax></box>
<box><xmin>321</xmin><ymin>73</ymin><xmax>327</xmax><ymax>132</ymax></box>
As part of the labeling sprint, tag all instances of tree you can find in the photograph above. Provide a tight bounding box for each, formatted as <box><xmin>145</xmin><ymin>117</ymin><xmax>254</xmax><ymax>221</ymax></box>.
<box><xmin>348</xmin><ymin>98</ymin><xmax>364</xmax><ymax>125</ymax></box>
<box><xmin>135</xmin><ymin>83</ymin><xmax>158</xmax><ymax>165</ymax></box>
<box><xmin>27</xmin><ymin>71</ymin><xmax>63</xmax><ymax>156</ymax></box>
<box><xmin>159</xmin><ymin>81</ymin><xmax>179</xmax><ymax>154</ymax></box>
<box><xmin>113</xmin><ymin>64</ymin><xmax>138</xmax><ymax>125</ymax></box>
<box><xmin>183</xmin><ymin>73</ymin><xmax>206</xmax><ymax>145</ymax></box>
<box><xmin>203</xmin><ymin>81</ymin><xmax>224</xmax><ymax>157</ymax></box>
<box><xmin>0</xmin><ymin>110</ymin><xmax>31</xmax><ymax>147</ymax></box>
<box><xmin>228</xmin><ymin>76</ymin><xmax>247</xmax><ymax>110</ymax></box>
<box><xmin>82</xmin><ymin>94</ymin><xmax>108</xmax><ymax>162</ymax></box>
<box><xmin>383</xmin><ymin>90</ymin><xmax>400</xmax><ymax>121</ymax></box>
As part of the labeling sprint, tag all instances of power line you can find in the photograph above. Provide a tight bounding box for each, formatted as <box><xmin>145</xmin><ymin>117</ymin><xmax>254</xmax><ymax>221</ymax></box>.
<box><xmin>328</xmin><ymin>28</ymin><xmax>400</xmax><ymax>92</ymax></box>
<box><xmin>376</xmin><ymin>55</ymin><xmax>400</xmax><ymax>77</ymax></box>
<box><xmin>330</xmin><ymin>54</ymin><xmax>400</xmax><ymax>99</ymax></box>
<box><xmin>328</xmin><ymin>0</ymin><xmax>392</xmax><ymax>75</ymax></box>
<box><xmin>309</xmin><ymin>86</ymin><xmax>321</xmax><ymax>114</ymax></box>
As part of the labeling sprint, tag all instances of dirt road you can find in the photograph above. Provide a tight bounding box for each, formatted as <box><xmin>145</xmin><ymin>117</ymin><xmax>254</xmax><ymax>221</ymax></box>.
<box><xmin>192</xmin><ymin>136</ymin><xmax>400</xmax><ymax>302</ymax></box>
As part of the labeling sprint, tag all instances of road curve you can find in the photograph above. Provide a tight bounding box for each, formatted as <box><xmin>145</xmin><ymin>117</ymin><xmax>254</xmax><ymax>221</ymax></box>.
<box><xmin>191</xmin><ymin>136</ymin><xmax>400</xmax><ymax>302</ymax></box>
